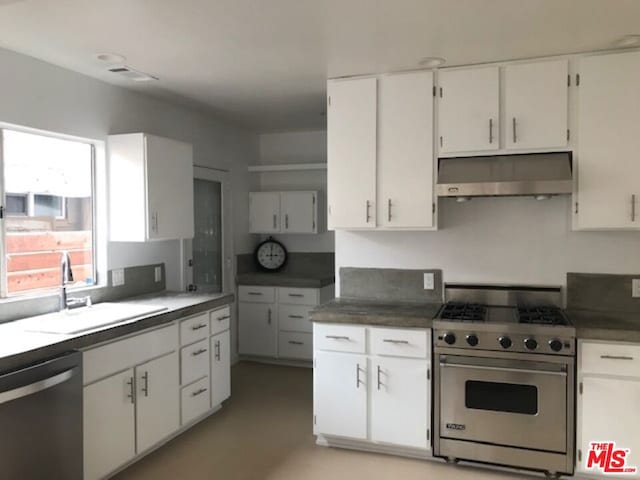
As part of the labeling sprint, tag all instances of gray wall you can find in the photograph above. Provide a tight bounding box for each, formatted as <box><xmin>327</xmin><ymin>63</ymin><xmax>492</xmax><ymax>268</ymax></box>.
<box><xmin>0</xmin><ymin>47</ymin><xmax>259</xmax><ymax>291</ymax></box>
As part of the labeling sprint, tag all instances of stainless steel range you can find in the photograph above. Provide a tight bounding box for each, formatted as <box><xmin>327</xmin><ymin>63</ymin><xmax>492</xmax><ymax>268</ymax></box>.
<box><xmin>433</xmin><ymin>284</ymin><xmax>575</xmax><ymax>478</ymax></box>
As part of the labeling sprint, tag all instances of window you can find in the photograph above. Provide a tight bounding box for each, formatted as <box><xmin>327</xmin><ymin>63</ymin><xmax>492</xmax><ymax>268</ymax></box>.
<box><xmin>1</xmin><ymin>129</ymin><xmax>95</xmax><ymax>296</ymax></box>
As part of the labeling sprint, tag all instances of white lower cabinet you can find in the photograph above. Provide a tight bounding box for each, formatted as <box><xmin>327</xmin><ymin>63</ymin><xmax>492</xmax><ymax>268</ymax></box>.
<box><xmin>181</xmin><ymin>377</ymin><xmax>211</xmax><ymax>425</ymax></box>
<box><xmin>239</xmin><ymin>302</ymin><xmax>277</xmax><ymax>357</ymax></box>
<box><xmin>84</xmin><ymin>369</ymin><xmax>136</xmax><ymax>480</ymax></box>
<box><xmin>371</xmin><ymin>357</ymin><xmax>429</xmax><ymax>449</ymax></box>
<box><xmin>314</xmin><ymin>351</ymin><xmax>368</xmax><ymax>440</ymax></box>
<box><xmin>211</xmin><ymin>330</ymin><xmax>231</xmax><ymax>407</ymax></box>
<box><xmin>577</xmin><ymin>340</ymin><xmax>640</xmax><ymax>478</ymax></box>
<box><xmin>135</xmin><ymin>352</ymin><xmax>180</xmax><ymax>454</ymax></box>
<box><xmin>314</xmin><ymin>324</ymin><xmax>431</xmax><ymax>453</ymax></box>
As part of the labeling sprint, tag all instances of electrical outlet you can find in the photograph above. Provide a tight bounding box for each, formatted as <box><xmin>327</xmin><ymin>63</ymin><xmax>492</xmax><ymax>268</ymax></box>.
<box><xmin>155</xmin><ymin>266</ymin><xmax>162</xmax><ymax>283</ymax></box>
<box><xmin>423</xmin><ymin>272</ymin><xmax>435</xmax><ymax>290</ymax></box>
<box><xmin>633</xmin><ymin>279</ymin><xmax>640</xmax><ymax>298</ymax></box>
<box><xmin>112</xmin><ymin>268</ymin><xmax>125</xmax><ymax>287</ymax></box>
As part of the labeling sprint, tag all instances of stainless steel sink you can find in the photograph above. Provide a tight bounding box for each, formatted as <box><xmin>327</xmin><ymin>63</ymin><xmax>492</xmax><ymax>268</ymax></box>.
<box><xmin>23</xmin><ymin>303</ymin><xmax>168</xmax><ymax>334</ymax></box>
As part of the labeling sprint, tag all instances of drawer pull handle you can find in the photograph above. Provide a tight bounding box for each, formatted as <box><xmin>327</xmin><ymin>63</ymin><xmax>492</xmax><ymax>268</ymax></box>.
<box><xmin>326</xmin><ymin>335</ymin><xmax>350</xmax><ymax>340</ymax></box>
<box><xmin>248</xmin><ymin>292</ymin><xmax>263</xmax><ymax>296</ymax></box>
<box><xmin>600</xmin><ymin>355</ymin><xmax>634</xmax><ymax>361</ymax></box>
<box><xmin>217</xmin><ymin>315</ymin><xmax>230</xmax><ymax>321</ymax></box>
<box><xmin>383</xmin><ymin>339</ymin><xmax>409</xmax><ymax>344</ymax></box>
<box><xmin>191</xmin><ymin>324</ymin><xmax>207</xmax><ymax>331</ymax></box>
<box><xmin>215</xmin><ymin>340</ymin><xmax>221</xmax><ymax>361</ymax></box>
<box><xmin>288</xmin><ymin>341</ymin><xmax>304</xmax><ymax>345</ymax></box>
<box><xmin>192</xmin><ymin>387</ymin><xmax>208</xmax><ymax>397</ymax></box>
<box><xmin>192</xmin><ymin>348</ymin><xmax>207</xmax><ymax>356</ymax></box>
<box><xmin>288</xmin><ymin>293</ymin><xmax>305</xmax><ymax>297</ymax></box>
<box><xmin>377</xmin><ymin>365</ymin><xmax>383</xmax><ymax>391</ymax></box>
<box><xmin>288</xmin><ymin>315</ymin><xmax>304</xmax><ymax>319</ymax></box>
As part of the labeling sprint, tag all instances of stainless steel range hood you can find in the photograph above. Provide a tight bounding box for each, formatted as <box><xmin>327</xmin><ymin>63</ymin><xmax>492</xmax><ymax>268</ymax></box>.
<box><xmin>437</xmin><ymin>152</ymin><xmax>573</xmax><ymax>199</ymax></box>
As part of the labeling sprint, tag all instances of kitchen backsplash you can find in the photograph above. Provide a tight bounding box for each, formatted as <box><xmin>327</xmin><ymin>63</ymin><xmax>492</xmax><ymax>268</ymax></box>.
<box><xmin>340</xmin><ymin>267</ymin><xmax>443</xmax><ymax>303</ymax></box>
<box><xmin>567</xmin><ymin>272</ymin><xmax>640</xmax><ymax>312</ymax></box>
<box><xmin>0</xmin><ymin>264</ymin><xmax>166</xmax><ymax>324</ymax></box>
<box><xmin>237</xmin><ymin>252</ymin><xmax>334</xmax><ymax>277</ymax></box>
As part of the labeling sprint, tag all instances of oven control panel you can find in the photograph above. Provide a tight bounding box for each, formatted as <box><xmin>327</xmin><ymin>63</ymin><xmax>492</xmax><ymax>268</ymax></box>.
<box><xmin>433</xmin><ymin>329</ymin><xmax>575</xmax><ymax>355</ymax></box>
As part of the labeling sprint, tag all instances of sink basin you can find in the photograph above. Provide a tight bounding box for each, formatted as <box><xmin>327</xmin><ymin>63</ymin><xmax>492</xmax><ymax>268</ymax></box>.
<box><xmin>23</xmin><ymin>302</ymin><xmax>168</xmax><ymax>334</ymax></box>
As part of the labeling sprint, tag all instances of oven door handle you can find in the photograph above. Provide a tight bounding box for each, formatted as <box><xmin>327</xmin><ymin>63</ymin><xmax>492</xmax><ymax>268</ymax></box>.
<box><xmin>439</xmin><ymin>362</ymin><xmax>567</xmax><ymax>377</ymax></box>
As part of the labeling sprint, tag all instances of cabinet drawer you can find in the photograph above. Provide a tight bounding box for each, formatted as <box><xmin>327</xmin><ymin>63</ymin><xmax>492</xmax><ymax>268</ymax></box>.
<box><xmin>180</xmin><ymin>313</ymin><xmax>209</xmax><ymax>346</ymax></box>
<box><xmin>238</xmin><ymin>286</ymin><xmax>276</xmax><ymax>303</ymax></box>
<box><xmin>278</xmin><ymin>287</ymin><xmax>318</xmax><ymax>305</ymax></box>
<box><xmin>83</xmin><ymin>323</ymin><xmax>178</xmax><ymax>385</ymax></box>
<box><xmin>580</xmin><ymin>341</ymin><xmax>640</xmax><ymax>377</ymax></box>
<box><xmin>181</xmin><ymin>377</ymin><xmax>210</xmax><ymax>425</ymax></box>
<box><xmin>279</xmin><ymin>332</ymin><xmax>313</xmax><ymax>360</ymax></box>
<box><xmin>278</xmin><ymin>304</ymin><xmax>313</xmax><ymax>333</ymax></box>
<box><xmin>314</xmin><ymin>324</ymin><xmax>366</xmax><ymax>353</ymax></box>
<box><xmin>181</xmin><ymin>338</ymin><xmax>210</xmax><ymax>385</ymax></box>
<box><xmin>370</xmin><ymin>327</ymin><xmax>429</xmax><ymax>358</ymax></box>
<box><xmin>210</xmin><ymin>305</ymin><xmax>231</xmax><ymax>336</ymax></box>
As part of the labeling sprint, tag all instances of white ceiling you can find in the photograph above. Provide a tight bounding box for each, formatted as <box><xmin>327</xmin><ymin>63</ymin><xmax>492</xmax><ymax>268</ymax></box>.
<box><xmin>1</xmin><ymin>0</ymin><xmax>640</xmax><ymax>132</ymax></box>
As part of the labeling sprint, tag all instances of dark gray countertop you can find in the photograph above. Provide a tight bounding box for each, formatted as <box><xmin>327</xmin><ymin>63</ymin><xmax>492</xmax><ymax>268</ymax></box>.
<box><xmin>311</xmin><ymin>298</ymin><xmax>441</xmax><ymax>328</ymax></box>
<box><xmin>237</xmin><ymin>271</ymin><xmax>335</xmax><ymax>288</ymax></box>
<box><xmin>0</xmin><ymin>291</ymin><xmax>234</xmax><ymax>374</ymax></box>
<box><xmin>568</xmin><ymin>308</ymin><xmax>640</xmax><ymax>343</ymax></box>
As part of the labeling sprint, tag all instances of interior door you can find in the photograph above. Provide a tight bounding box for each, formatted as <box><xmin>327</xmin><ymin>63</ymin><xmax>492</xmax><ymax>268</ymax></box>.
<box><xmin>327</xmin><ymin>77</ymin><xmax>377</xmax><ymax>229</ymax></box>
<box><xmin>281</xmin><ymin>191</ymin><xmax>317</xmax><ymax>233</ymax></box>
<box><xmin>577</xmin><ymin>51</ymin><xmax>640</xmax><ymax>229</ymax></box>
<box><xmin>211</xmin><ymin>330</ymin><xmax>231</xmax><ymax>407</ymax></box>
<box><xmin>136</xmin><ymin>352</ymin><xmax>179</xmax><ymax>454</ymax></box>
<box><xmin>439</xmin><ymin>67</ymin><xmax>499</xmax><ymax>154</ymax></box>
<box><xmin>378</xmin><ymin>71</ymin><xmax>434</xmax><ymax>228</ymax></box>
<box><xmin>577</xmin><ymin>376</ymin><xmax>640</xmax><ymax>477</ymax></box>
<box><xmin>504</xmin><ymin>59</ymin><xmax>569</xmax><ymax>150</ymax></box>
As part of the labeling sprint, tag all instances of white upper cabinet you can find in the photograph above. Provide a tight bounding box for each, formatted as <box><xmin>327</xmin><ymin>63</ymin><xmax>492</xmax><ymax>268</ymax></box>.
<box><xmin>504</xmin><ymin>60</ymin><xmax>569</xmax><ymax>150</ymax></box>
<box><xmin>249</xmin><ymin>192</ymin><xmax>281</xmax><ymax>233</ymax></box>
<box><xmin>327</xmin><ymin>77</ymin><xmax>378</xmax><ymax>229</ymax></box>
<box><xmin>576</xmin><ymin>51</ymin><xmax>640</xmax><ymax>229</ymax></box>
<box><xmin>109</xmin><ymin>133</ymin><xmax>194</xmax><ymax>241</ymax></box>
<box><xmin>378</xmin><ymin>71</ymin><xmax>434</xmax><ymax>228</ymax></box>
<box><xmin>249</xmin><ymin>191</ymin><xmax>319</xmax><ymax>234</ymax></box>
<box><xmin>438</xmin><ymin>67</ymin><xmax>499</xmax><ymax>154</ymax></box>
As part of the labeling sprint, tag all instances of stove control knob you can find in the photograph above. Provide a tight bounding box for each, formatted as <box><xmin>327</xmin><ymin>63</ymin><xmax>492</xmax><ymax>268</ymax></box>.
<box><xmin>466</xmin><ymin>334</ymin><xmax>479</xmax><ymax>347</ymax></box>
<box><xmin>498</xmin><ymin>336</ymin><xmax>512</xmax><ymax>349</ymax></box>
<box><xmin>443</xmin><ymin>333</ymin><xmax>456</xmax><ymax>345</ymax></box>
<box><xmin>549</xmin><ymin>339</ymin><xmax>563</xmax><ymax>352</ymax></box>
<box><xmin>524</xmin><ymin>338</ymin><xmax>538</xmax><ymax>350</ymax></box>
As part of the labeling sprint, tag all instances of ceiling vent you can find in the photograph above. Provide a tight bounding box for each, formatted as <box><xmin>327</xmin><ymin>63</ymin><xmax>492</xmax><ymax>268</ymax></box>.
<box><xmin>108</xmin><ymin>66</ymin><xmax>158</xmax><ymax>82</ymax></box>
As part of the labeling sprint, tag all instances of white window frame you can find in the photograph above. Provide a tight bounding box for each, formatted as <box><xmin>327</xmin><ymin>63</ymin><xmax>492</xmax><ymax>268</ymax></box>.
<box><xmin>0</xmin><ymin>125</ymin><xmax>103</xmax><ymax>299</ymax></box>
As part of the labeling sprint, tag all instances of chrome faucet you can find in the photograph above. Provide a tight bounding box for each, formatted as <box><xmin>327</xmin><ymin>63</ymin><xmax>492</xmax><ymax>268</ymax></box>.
<box><xmin>60</xmin><ymin>251</ymin><xmax>74</xmax><ymax>310</ymax></box>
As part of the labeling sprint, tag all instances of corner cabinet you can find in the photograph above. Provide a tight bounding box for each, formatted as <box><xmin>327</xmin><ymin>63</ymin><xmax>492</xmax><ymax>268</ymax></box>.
<box><xmin>575</xmin><ymin>51</ymin><xmax>640</xmax><ymax>230</ymax></box>
<box><xmin>109</xmin><ymin>133</ymin><xmax>195</xmax><ymax>241</ymax></box>
<box><xmin>314</xmin><ymin>323</ymin><xmax>432</xmax><ymax>455</ymax></box>
<box><xmin>576</xmin><ymin>340</ymin><xmax>640</xmax><ymax>478</ymax></box>
<box><xmin>327</xmin><ymin>71</ymin><xmax>435</xmax><ymax>230</ymax></box>
<box><xmin>249</xmin><ymin>191</ymin><xmax>320</xmax><ymax>234</ymax></box>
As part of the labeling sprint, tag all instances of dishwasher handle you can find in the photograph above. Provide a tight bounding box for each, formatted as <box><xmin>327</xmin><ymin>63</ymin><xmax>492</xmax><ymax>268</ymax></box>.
<box><xmin>0</xmin><ymin>367</ymin><xmax>78</xmax><ymax>406</ymax></box>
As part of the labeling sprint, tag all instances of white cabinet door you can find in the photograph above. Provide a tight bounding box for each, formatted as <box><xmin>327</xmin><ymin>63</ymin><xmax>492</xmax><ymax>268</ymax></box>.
<box><xmin>136</xmin><ymin>351</ymin><xmax>180</xmax><ymax>454</ymax></box>
<box><xmin>577</xmin><ymin>376</ymin><xmax>640</xmax><ymax>477</ymax></box>
<box><xmin>439</xmin><ymin>67</ymin><xmax>499</xmax><ymax>154</ymax></box>
<box><xmin>211</xmin><ymin>330</ymin><xmax>231</xmax><ymax>406</ymax></box>
<box><xmin>327</xmin><ymin>77</ymin><xmax>377</xmax><ymax>229</ymax></box>
<box><xmin>145</xmin><ymin>134</ymin><xmax>194</xmax><ymax>240</ymax></box>
<box><xmin>314</xmin><ymin>352</ymin><xmax>367</xmax><ymax>440</ymax></box>
<box><xmin>239</xmin><ymin>302</ymin><xmax>277</xmax><ymax>357</ymax></box>
<box><xmin>378</xmin><ymin>71</ymin><xmax>434</xmax><ymax>228</ymax></box>
<box><xmin>281</xmin><ymin>191</ymin><xmax>317</xmax><ymax>233</ymax></box>
<box><xmin>249</xmin><ymin>192</ymin><xmax>281</xmax><ymax>233</ymax></box>
<box><xmin>84</xmin><ymin>369</ymin><xmax>136</xmax><ymax>480</ymax></box>
<box><xmin>505</xmin><ymin>60</ymin><xmax>569</xmax><ymax>150</ymax></box>
<box><xmin>577</xmin><ymin>51</ymin><xmax>640</xmax><ymax>229</ymax></box>
<box><xmin>371</xmin><ymin>357</ymin><xmax>429</xmax><ymax>449</ymax></box>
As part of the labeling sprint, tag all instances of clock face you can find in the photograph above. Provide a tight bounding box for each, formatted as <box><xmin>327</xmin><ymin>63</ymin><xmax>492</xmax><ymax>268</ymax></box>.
<box><xmin>256</xmin><ymin>240</ymin><xmax>287</xmax><ymax>271</ymax></box>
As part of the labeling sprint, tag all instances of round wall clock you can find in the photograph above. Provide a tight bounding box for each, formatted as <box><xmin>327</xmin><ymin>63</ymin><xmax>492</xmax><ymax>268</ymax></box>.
<box><xmin>254</xmin><ymin>237</ymin><xmax>287</xmax><ymax>271</ymax></box>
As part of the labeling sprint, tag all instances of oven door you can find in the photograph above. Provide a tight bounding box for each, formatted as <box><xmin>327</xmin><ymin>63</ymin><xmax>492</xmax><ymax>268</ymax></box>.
<box><xmin>439</xmin><ymin>354</ymin><xmax>567</xmax><ymax>453</ymax></box>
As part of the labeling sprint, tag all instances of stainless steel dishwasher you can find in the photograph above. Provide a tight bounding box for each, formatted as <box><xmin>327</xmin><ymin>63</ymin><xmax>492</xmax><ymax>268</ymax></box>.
<box><xmin>0</xmin><ymin>351</ymin><xmax>82</xmax><ymax>480</ymax></box>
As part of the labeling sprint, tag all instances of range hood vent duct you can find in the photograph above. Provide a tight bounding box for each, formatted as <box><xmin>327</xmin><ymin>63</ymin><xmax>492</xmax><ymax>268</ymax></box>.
<box><xmin>437</xmin><ymin>152</ymin><xmax>573</xmax><ymax>198</ymax></box>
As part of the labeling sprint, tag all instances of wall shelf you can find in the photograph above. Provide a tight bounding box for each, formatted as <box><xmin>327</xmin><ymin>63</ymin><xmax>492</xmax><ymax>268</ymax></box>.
<box><xmin>248</xmin><ymin>162</ymin><xmax>327</xmax><ymax>173</ymax></box>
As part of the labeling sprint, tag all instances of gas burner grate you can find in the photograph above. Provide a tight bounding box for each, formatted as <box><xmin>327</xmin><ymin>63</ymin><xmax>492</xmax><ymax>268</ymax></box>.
<box><xmin>518</xmin><ymin>306</ymin><xmax>569</xmax><ymax>326</ymax></box>
<box><xmin>439</xmin><ymin>302</ymin><xmax>487</xmax><ymax>322</ymax></box>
